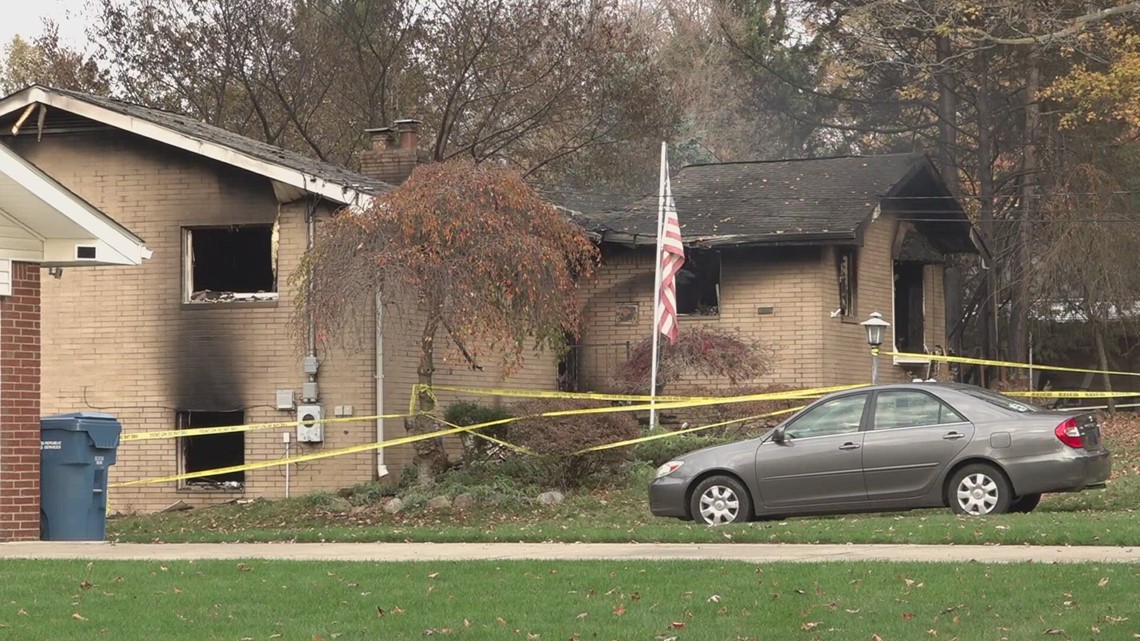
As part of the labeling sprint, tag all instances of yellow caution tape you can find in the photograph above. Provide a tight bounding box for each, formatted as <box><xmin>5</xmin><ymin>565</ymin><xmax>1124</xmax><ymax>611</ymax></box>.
<box><xmin>573</xmin><ymin>406</ymin><xmax>803</xmax><ymax>455</ymax></box>
<box><xmin>432</xmin><ymin>417</ymin><xmax>537</xmax><ymax>456</ymax></box>
<box><xmin>112</xmin><ymin>415</ymin><xmax>506</xmax><ymax>487</ymax></box>
<box><xmin>121</xmin><ymin>412</ymin><xmax>418</xmax><ymax>442</ymax></box>
<box><xmin>888</xmin><ymin>351</ymin><xmax>1140</xmax><ymax>378</ymax></box>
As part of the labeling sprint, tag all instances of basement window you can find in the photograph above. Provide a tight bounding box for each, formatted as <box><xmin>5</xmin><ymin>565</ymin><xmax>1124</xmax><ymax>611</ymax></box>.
<box><xmin>184</xmin><ymin>225</ymin><xmax>277</xmax><ymax>303</ymax></box>
<box><xmin>676</xmin><ymin>249</ymin><xmax>720</xmax><ymax>316</ymax></box>
<box><xmin>837</xmin><ymin>248</ymin><xmax>857</xmax><ymax>318</ymax></box>
<box><xmin>177</xmin><ymin>410</ymin><xmax>245</xmax><ymax>490</ymax></box>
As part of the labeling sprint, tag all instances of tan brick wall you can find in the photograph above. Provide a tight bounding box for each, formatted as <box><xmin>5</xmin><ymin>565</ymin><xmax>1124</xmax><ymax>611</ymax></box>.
<box><xmin>378</xmin><ymin>296</ymin><xmax>560</xmax><ymax>475</ymax></box>
<box><xmin>576</xmin><ymin>244</ymin><xmax>827</xmax><ymax>393</ymax></box>
<box><xmin>9</xmin><ymin>131</ymin><xmax>379</xmax><ymax>513</ymax></box>
<box><xmin>823</xmin><ymin>211</ymin><xmax>949</xmax><ymax>387</ymax></box>
<box><xmin>579</xmin><ymin>210</ymin><xmax>952</xmax><ymax>394</ymax></box>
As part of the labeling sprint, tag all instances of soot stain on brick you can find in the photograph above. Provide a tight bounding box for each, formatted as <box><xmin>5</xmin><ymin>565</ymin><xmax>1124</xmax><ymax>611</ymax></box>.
<box><xmin>171</xmin><ymin>320</ymin><xmax>245</xmax><ymax>410</ymax></box>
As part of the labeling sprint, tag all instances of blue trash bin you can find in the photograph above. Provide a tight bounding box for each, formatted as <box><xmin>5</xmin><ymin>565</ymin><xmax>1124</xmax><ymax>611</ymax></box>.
<box><xmin>40</xmin><ymin>413</ymin><xmax>122</xmax><ymax>541</ymax></box>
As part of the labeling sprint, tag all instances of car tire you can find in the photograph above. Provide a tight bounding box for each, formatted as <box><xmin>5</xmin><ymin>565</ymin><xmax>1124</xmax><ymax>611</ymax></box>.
<box><xmin>1009</xmin><ymin>493</ymin><xmax>1042</xmax><ymax>514</ymax></box>
<box><xmin>948</xmin><ymin>464</ymin><xmax>1012</xmax><ymax>516</ymax></box>
<box><xmin>690</xmin><ymin>475</ymin><xmax>752</xmax><ymax>525</ymax></box>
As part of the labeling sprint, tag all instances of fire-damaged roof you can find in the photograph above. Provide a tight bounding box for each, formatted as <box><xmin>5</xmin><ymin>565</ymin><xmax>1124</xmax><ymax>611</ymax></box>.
<box><xmin>575</xmin><ymin>153</ymin><xmax>983</xmax><ymax>255</ymax></box>
<box><xmin>0</xmin><ymin>86</ymin><xmax>391</xmax><ymax>207</ymax></box>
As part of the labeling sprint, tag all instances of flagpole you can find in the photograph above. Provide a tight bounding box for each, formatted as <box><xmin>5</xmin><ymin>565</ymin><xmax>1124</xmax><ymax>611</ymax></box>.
<box><xmin>649</xmin><ymin>141</ymin><xmax>667</xmax><ymax>431</ymax></box>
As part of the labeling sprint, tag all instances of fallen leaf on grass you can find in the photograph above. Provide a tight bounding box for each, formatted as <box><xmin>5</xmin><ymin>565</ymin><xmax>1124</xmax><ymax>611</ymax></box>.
<box><xmin>1092</xmin><ymin>627</ymin><xmax>1100</xmax><ymax>634</ymax></box>
<box><xmin>236</xmin><ymin>564</ymin><xmax>252</xmax><ymax>573</ymax></box>
<box><xmin>17</xmin><ymin>610</ymin><xmax>27</xmax><ymax>616</ymax></box>
<box><xmin>904</xmin><ymin>578</ymin><xmax>916</xmax><ymax>587</ymax></box>
<box><xmin>313</xmin><ymin>635</ymin><xmax>324</xmax><ymax>641</ymax></box>
<box><xmin>612</xmin><ymin>605</ymin><xmax>627</xmax><ymax>616</ymax></box>
<box><xmin>872</xmin><ymin>634</ymin><xmax>883</xmax><ymax>641</ymax></box>
<box><xmin>671</xmin><ymin>622</ymin><xmax>686</xmax><ymax>629</ymax></box>
<box><xmin>1098</xmin><ymin>577</ymin><xmax>1109</xmax><ymax>587</ymax></box>
<box><xmin>496</xmin><ymin>617</ymin><xmax>508</xmax><ymax>626</ymax></box>
<box><xmin>928</xmin><ymin>630</ymin><xmax>938</xmax><ymax>636</ymax></box>
<box><xmin>428</xmin><ymin>572</ymin><xmax>439</xmax><ymax>579</ymax></box>
<box><xmin>1043</xmin><ymin>629</ymin><xmax>1065</xmax><ymax>636</ymax></box>
<box><xmin>707</xmin><ymin>594</ymin><xmax>721</xmax><ymax>603</ymax></box>
<box><xmin>846</xmin><ymin>609</ymin><xmax>861</xmax><ymax>614</ymax></box>
<box><xmin>72</xmin><ymin>613</ymin><xmax>87</xmax><ymax>622</ymax></box>
<box><xmin>79</xmin><ymin>581</ymin><xmax>93</xmax><ymax>590</ymax></box>
<box><xmin>1105</xmin><ymin>616</ymin><xmax>1129</xmax><ymax>623</ymax></box>
<box><xmin>801</xmin><ymin>622</ymin><xmax>819</xmax><ymax>631</ymax></box>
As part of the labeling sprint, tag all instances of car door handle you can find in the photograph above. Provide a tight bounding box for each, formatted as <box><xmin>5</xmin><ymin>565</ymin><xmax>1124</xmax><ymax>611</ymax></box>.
<box><xmin>838</xmin><ymin>442</ymin><xmax>861</xmax><ymax>451</ymax></box>
<box><xmin>943</xmin><ymin>431</ymin><xmax>966</xmax><ymax>440</ymax></box>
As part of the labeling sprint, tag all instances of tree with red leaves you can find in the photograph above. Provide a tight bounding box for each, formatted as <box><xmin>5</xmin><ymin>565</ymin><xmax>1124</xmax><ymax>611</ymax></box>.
<box><xmin>295</xmin><ymin>160</ymin><xmax>598</xmax><ymax>480</ymax></box>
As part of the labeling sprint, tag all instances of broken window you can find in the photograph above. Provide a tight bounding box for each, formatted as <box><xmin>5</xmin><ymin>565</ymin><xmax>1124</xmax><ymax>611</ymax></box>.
<box><xmin>676</xmin><ymin>249</ymin><xmax>720</xmax><ymax>316</ymax></box>
<box><xmin>184</xmin><ymin>225</ymin><xmax>276</xmax><ymax>302</ymax></box>
<box><xmin>177</xmin><ymin>410</ymin><xmax>245</xmax><ymax>489</ymax></box>
<box><xmin>837</xmin><ymin>248</ymin><xmax>857</xmax><ymax>318</ymax></box>
<box><xmin>893</xmin><ymin>261</ymin><xmax>925</xmax><ymax>352</ymax></box>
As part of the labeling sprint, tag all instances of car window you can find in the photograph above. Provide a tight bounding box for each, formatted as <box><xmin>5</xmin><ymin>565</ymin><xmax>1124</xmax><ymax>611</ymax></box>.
<box><xmin>785</xmin><ymin>393</ymin><xmax>867</xmax><ymax>439</ymax></box>
<box><xmin>873</xmin><ymin>391</ymin><xmax>966</xmax><ymax>430</ymax></box>
<box><xmin>959</xmin><ymin>388</ymin><xmax>1042</xmax><ymax>413</ymax></box>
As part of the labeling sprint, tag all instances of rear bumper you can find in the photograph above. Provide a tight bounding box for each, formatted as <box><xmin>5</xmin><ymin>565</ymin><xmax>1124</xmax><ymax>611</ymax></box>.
<box><xmin>1007</xmin><ymin>449</ymin><xmax>1112</xmax><ymax>495</ymax></box>
<box><xmin>648</xmin><ymin>476</ymin><xmax>690</xmax><ymax>519</ymax></box>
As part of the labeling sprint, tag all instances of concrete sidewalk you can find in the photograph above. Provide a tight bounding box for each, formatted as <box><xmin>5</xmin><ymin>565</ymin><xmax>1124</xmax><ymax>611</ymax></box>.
<box><xmin>1</xmin><ymin>542</ymin><xmax>1136</xmax><ymax>563</ymax></box>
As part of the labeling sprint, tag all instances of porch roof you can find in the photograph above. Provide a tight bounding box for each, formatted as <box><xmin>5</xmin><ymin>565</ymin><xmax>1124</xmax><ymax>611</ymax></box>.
<box><xmin>0</xmin><ymin>141</ymin><xmax>150</xmax><ymax>266</ymax></box>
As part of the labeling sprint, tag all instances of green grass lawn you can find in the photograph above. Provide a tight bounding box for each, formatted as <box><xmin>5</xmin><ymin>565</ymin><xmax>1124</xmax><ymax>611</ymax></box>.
<box><xmin>2</xmin><ymin>560</ymin><xmax>1137</xmax><ymax>641</ymax></box>
<box><xmin>108</xmin><ymin>469</ymin><xmax>1140</xmax><ymax>546</ymax></box>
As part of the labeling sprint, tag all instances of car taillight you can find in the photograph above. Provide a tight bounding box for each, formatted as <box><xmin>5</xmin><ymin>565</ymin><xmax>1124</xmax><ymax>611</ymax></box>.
<box><xmin>1055</xmin><ymin>418</ymin><xmax>1084</xmax><ymax>448</ymax></box>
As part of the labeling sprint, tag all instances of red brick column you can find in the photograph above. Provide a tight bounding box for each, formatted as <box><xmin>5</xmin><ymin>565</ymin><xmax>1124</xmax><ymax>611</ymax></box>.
<box><xmin>1</xmin><ymin>262</ymin><xmax>41</xmax><ymax>541</ymax></box>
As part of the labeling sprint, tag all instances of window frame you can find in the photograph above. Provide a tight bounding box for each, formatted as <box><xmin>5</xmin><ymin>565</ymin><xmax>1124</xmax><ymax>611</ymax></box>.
<box><xmin>176</xmin><ymin>409</ymin><xmax>247</xmax><ymax>491</ymax></box>
<box><xmin>675</xmin><ymin>248</ymin><xmax>721</xmax><ymax>317</ymax></box>
<box><xmin>837</xmin><ymin>247</ymin><xmax>857</xmax><ymax>319</ymax></box>
<box><xmin>867</xmin><ymin>389</ymin><xmax>969</xmax><ymax>432</ymax></box>
<box><xmin>182</xmin><ymin>224</ymin><xmax>279</xmax><ymax>304</ymax></box>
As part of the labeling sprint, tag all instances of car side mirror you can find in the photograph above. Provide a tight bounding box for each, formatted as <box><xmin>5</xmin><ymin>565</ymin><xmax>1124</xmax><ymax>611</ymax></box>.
<box><xmin>772</xmin><ymin>426</ymin><xmax>786</xmax><ymax>444</ymax></box>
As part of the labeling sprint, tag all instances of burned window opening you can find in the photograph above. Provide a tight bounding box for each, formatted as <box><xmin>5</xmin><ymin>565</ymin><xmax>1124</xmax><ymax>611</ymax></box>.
<box><xmin>185</xmin><ymin>225</ymin><xmax>276</xmax><ymax>302</ymax></box>
<box><xmin>837</xmin><ymin>248</ymin><xmax>857</xmax><ymax>318</ymax></box>
<box><xmin>177</xmin><ymin>410</ymin><xmax>245</xmax><ymax>490</ymax></box>
<box><xmin>677</xmin><ymin>249</ymin><xmax>720</xmax><ymax>316</ymax></box>
<box><xmin>894</xmin><ymin>261</ymin><xmax>925</xmax><ymax>352</ymax></box>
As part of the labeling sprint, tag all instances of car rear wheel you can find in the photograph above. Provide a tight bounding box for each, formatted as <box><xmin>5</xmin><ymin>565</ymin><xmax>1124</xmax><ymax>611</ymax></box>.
<box><xmin>690</xmin><ymin>475</ymin><xmax>752</xmax><ymax>525</ymax></box>
<box><xmin>1009</xmin><ymin>493</ymin><xmax>1042</xmax><ymax>513</ymax></box>
<box><xmin>948</xmin><ymin>464</ymin><xmax>1011</xmax><ymax>516</ymax></box>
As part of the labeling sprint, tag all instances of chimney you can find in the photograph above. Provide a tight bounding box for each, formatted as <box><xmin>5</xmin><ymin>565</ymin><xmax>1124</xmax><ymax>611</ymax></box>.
<box><xmin>359</xmin><ymin>118</ymin><xmax>430</xmax><ymax>186</ymax></box>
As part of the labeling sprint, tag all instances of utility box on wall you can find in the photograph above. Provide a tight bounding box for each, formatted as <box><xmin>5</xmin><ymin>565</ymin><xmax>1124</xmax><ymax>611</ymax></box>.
<box><xmin>296</xmin><ymin>405</ymin><xmax>324</xmax><ymax>443</ymax></box>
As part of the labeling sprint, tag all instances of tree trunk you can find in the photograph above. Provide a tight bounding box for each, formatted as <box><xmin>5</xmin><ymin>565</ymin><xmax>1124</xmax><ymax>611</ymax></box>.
<box><xmin>1009</xmin><ymin>16</ymin><xmax>1041</xmax><ymax>368</ymax></box>
<box><xmin>1093</xmin><ymin>323</ymin><xmax>1116</xmax><ymax>413</ymax></box>
<box><xmin>934</xmin><ymin>35</ymin><xmax>960</xmax><ymax>197</ymax></box>
<box><xmin>975</xmin><ymin>63</ymin><xmax>1000</xmax><ymax>375</ymax></box>
<box><xmin>408</xmin><ymin>310</ymin><xmax>450</xmax><ymax>483</ymax></box>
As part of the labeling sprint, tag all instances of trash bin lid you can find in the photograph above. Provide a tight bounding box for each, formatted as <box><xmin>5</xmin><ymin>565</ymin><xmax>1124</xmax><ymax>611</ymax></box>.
<box><xmin>41</xmin><ymin>413</ymin><xmax>122</xmax><ymax>449</ymax></box>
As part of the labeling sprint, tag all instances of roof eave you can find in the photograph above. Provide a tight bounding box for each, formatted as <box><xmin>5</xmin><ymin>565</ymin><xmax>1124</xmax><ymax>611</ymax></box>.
<box><xmin>0</xmin><ymin>86</ymin><xmax>377</xmax><ymax>208</ymax></box>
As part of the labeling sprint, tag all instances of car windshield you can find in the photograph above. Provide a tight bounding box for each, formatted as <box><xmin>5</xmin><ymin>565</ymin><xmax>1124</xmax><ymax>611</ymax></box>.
<box><xmin>960</xmin><ymin>388</ymin><xmax>1043</xmax><ymax>413</ymax></box>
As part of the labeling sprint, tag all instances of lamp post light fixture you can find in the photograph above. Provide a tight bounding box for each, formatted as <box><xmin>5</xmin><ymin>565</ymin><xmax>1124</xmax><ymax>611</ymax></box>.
<box><xmin>860</xmin><ymin>311</ymin><xmax>891</xmax><ymax>384</ymax></box>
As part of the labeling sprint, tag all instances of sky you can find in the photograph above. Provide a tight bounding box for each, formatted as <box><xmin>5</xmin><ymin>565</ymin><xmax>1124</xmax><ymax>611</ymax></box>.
<box><xmin>0</xmin><ymin>0</ymin><xmax>94</xmax><ymax>51</ymax></box>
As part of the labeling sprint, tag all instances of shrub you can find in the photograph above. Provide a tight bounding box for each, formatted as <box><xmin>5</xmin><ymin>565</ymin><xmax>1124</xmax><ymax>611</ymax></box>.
<box><xmin>611</xmin><ymin>326</ymin><xmax>777</xmax><ymax>394</ymax></box>
<box><xmin>341</xmin><ymin>480</ymin><xmax>399</xmax><ymax>506</ymax></box>
<box><xmin>444</xmin><ymin>401</ymin><xmax>515</xmax><ymax>462</ymax></box>
<box><xmin>632</xmin><ymin>433</ymin><xmax>738</xmax><ymax>467</ymax></box>
<box><xmin>505</xmin><ymin>399</ymin><xmax>640</xmax><ymax>490</ymax></box>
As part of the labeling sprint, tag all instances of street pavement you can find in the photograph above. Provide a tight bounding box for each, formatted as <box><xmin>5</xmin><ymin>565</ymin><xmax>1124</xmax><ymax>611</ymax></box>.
<box><xmin>1</xmin><ymin>542</ymin><xmax>1136</xmax><ymax>563</ymax></box>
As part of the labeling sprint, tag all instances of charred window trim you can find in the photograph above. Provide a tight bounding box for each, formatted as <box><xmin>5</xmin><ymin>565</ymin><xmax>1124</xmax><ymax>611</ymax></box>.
<box><xmin>182</xmin><ymin>224</ymin><xmax>278</xmax><ymax>304</ymax></box>
<box><xmin>837</xmin><ymin>247</ymin><xmax>857</xmax><ymax>319</ymax></box>
<box><xmin>176</xmin><ymin>410</ymin><xmax>246</xmax><ymax>491</ymax></box>
<box><xmin>677</xmin><ymin>248</ymin><xmax>721</xmax><ymax>317</ymax></box>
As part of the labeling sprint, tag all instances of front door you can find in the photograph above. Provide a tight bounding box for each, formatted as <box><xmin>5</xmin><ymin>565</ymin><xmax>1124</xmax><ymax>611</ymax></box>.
<box><xmin>862</xmin><ymin>389</ymin><xmax>975</xmax><ymax>503</ymax></box>
<box><xmin>755</xmin><ymin>392</ymin><xmax>870</xmax><ymax>509</ymax></box>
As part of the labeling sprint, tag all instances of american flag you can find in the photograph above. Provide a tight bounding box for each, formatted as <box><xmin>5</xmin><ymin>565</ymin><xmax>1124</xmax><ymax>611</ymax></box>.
<box><xmin>656</xmin><ymin>174</ymin><xmax>685</xmax><ymax>344</ymax></box>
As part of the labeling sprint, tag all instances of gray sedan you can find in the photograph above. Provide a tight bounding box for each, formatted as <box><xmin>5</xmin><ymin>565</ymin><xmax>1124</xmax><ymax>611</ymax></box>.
<box><xmin>649</xmin><ymin>383</ymin><xmax>1112</xmax><ymax>525</ymax></box>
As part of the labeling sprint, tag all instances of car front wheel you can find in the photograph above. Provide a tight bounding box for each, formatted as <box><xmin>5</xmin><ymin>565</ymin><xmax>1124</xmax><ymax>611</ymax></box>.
<box><xmin>690</xmin><ymin>475</ymin><xmax>752</xmax><ymax>525</ymax></box>
<box><xmin>948</xmin><ymin>464</ymin><xmax>1012</xmax><ymax>516</ymax></box>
